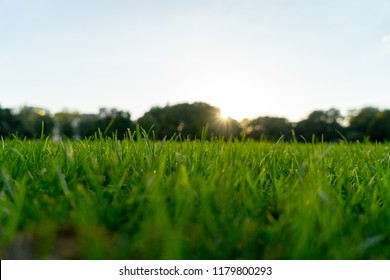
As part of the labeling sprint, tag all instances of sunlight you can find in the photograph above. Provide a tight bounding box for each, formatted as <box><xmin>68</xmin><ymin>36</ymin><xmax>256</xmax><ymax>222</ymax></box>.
<box><xmin>35</xmin><ymin>109</ymin><xmax>46</xmax><ymax>116</ymax></box>
<box><xmin>219</xmin><ymin>110</ymin><xmax>231</xmax><ymax>121</ymax></box>
<box><xmin>216</xmin><ymin>103</ymin><xmax>249</xmax><ymax>122</ymax></box>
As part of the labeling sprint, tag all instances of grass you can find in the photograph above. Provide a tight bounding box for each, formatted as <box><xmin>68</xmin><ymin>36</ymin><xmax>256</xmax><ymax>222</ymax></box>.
<box><xmin>0</xmin><ymin>133</ymin><xmax>389</xmax><ymax>259</ymax></box>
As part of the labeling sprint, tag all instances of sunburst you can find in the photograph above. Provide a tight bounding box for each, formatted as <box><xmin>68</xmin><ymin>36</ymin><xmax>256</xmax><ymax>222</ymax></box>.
<box><xmin>219</xmin><ymin>110</ymin><xmax>231</xmax><ymax>121</ymax></box>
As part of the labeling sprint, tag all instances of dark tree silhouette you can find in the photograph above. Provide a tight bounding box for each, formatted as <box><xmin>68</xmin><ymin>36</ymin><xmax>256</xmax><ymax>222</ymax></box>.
<box><xmin>347</xmin><ymin>107</ymin><xmax>380</xmax><ymax>141</ymax></box>
<box><xmin>78</xmin><ymin>114</ymin><xmax>99</xmax><ymax>139</ymax></box>
<box><xmin>0</xmin><ymin>103</ymin><xmax>389</xmax><ymax>142</ymax></box>
<box><xmin>242</xmin><ymin>116</ymin><xmax>292</xmax><ymax>141</ymax></box>
<box><xmin>54</xmin><ymin>112</ymin><xmax>80</xmax><ymax>139</ymax></box>
<box><xmin>78</xmin><ymin>108</ymin><xmax>134</xmax><ymax>139</ymax></box>
<box><xmin>370</xmin><ymin>110</ymin><xmax>390</xmax><ymax>142</ymax></box>
<box><xmin>16</xmin><ymin>107</ymin><xmax>54</xmax><ymax>138</ymax></box>
<box><xmin>295</xmin><ymin>108</ymin><xmax>345</xmax><ymax>142</ymax></box>
<box><xmin>0</xmin><ymin>107</ymin><xmax>22</xmax><ymax>137</ymax></box>
<box><xmin>137</xmin><ymin>102</ymin><xmax>241</xmax><ymax>140</ymax></box>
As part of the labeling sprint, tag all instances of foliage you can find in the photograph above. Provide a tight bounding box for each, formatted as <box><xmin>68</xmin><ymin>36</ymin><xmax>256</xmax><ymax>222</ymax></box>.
<box><xmin>0</xmin><ymin>108</ymin><xmax>21</xmax><ymax>137</ymax></box>
<box><xmin>137</xmin><ymin>102</ymin><xmax>241</xmax><ymax>140</ymax></box>
<box><xmin>0</xmin><ymin>104</ymin><xmax>389</xmax><ymax>142</ymax></box>
<box><xmin>347</xmin><ymin>108</ymin><xmax>390</xmax><ymax>142</ymax></box>
<box><xmin>16</xmin><ymin>107</ymin><xmax>55</xmax><ymax>139</ymax></box>
<box><xmin>54</xmin><ymin>112</ymin><xmax>80</xmax><ymax>139</ymax></box>
<box><xmin>294</xmin><ymin>108</ymin><xmax>345</xmax><ymax>142</ymax></box>
<box><xmin>242</xmin><ymin>116</ymin><xmax>292</xmax><ymax>141</ymax></box>
<box><xmin>370</xmin><ymin>110</ymin><xmax>390</xmax><ymax>142</ymax></box>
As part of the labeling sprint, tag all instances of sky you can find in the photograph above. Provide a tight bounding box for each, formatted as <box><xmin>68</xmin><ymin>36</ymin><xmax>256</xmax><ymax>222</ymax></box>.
<box><xmin>1</xmin><ymin>0</ymin><xmax>389</xmax><ymax>122</ymax></box>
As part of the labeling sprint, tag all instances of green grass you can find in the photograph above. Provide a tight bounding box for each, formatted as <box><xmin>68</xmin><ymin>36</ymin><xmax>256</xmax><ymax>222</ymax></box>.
<box><xmin>0</xmin><ymin>134</ymin><xmax>389</xmax><ymax>259</ymax></box>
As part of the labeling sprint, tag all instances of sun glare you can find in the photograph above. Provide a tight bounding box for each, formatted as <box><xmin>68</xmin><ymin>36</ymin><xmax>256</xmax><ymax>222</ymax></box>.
<box><xmin>217</xmin><ymin>104</ymin><xmax>246</xmax><ymax>121</ymax></box>
<box><xmin>219</xmin><ymin>110</ymin><xmax>231</xmax><ymax>121</ymax></box>
<box><xmin>213</xmin><ymin>98</ymin><xmax>251</xmax><ymax>122</ymax></box>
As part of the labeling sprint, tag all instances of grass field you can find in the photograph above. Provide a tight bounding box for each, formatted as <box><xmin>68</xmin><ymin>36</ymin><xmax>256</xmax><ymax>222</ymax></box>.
<box><xmin>0</xmin><ymin>133</ymin><xmax>389</xmax><ymax>259</ymax></box>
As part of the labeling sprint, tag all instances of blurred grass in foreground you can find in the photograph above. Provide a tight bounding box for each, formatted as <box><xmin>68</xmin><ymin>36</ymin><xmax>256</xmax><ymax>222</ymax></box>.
<box><xmin>0</xmin><ymin>134</ymin><xmax>389</xmax><ymax>259</ymax></box>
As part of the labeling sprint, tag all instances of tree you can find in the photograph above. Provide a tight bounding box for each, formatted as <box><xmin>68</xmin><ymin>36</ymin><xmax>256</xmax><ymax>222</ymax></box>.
<box><xmin>370</xmin><ymin>110</ymin><xmax>390</xmax><ymax>142</ymax></box>
<box><xmin>137</xmin><ymin>102</ymin><xmax>241</xmax><ymax>140</ymax></box>
<box><xmin>242</xmin><ymin>116</ymin><xmax>292</xmax><ymax>141</ymax></box>
<box><xmin>295</xmin><ymin>108</ymin><xmax>345</xmax><ymax>142</ymax></box>
<box><xmin>0</xmin><ymin>107</ymin><xmax>21</xmax><ymax>137</ymax></box>
<box><xmin>54</xmin><ymin>112</ymin><xmax>80</xmax><ymax>139</ymax></box>
<box><xmin>347</xmin><ymin>107</ymin><xmax>379</xmax><ymax>141</ymax></box>
<box><xmin>97</xmin><ymin>109</ymin><xmax>135</xmax><ymax>139</ymax></box>
<box><xmin>78</xmin><ymin>114</ymin><xmax>99</xmax><ymax>139</ymax></box>
<box><xmin>77</xmin><ymin>108</ymin><xmax>135</xmax><ymax>139</ymax></box>
<box><xmin>16</xmin><ymin>107</ymin><xmax>54</xmax><ymax>138</ymax></box>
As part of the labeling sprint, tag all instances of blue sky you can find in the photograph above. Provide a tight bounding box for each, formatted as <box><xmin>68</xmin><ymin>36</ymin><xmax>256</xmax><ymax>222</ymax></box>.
<box><xmin>1</xmin><ymin>0</ymin><xmax>389</xmax><ymax>121</ymax></box>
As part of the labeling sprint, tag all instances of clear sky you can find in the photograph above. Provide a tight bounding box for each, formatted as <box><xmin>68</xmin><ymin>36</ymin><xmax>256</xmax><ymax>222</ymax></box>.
<box><xmin>1</xmin><ymin>0</ymin><xmax>389</xmax><ymax>121</ymax></box>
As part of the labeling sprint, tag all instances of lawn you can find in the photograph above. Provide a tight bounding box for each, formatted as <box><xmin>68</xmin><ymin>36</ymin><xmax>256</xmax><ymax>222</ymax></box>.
<box><xmin>0</xmin><ymin>134</ymin><xmax>389</xmax><ymax>259</ymax></box>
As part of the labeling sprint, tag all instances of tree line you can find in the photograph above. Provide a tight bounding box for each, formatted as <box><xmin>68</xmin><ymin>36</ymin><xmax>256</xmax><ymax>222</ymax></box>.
<box><xmin>0</xmin><ymin>102</ymin><xmax>389</xmax><ymax>142</ymax></box>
